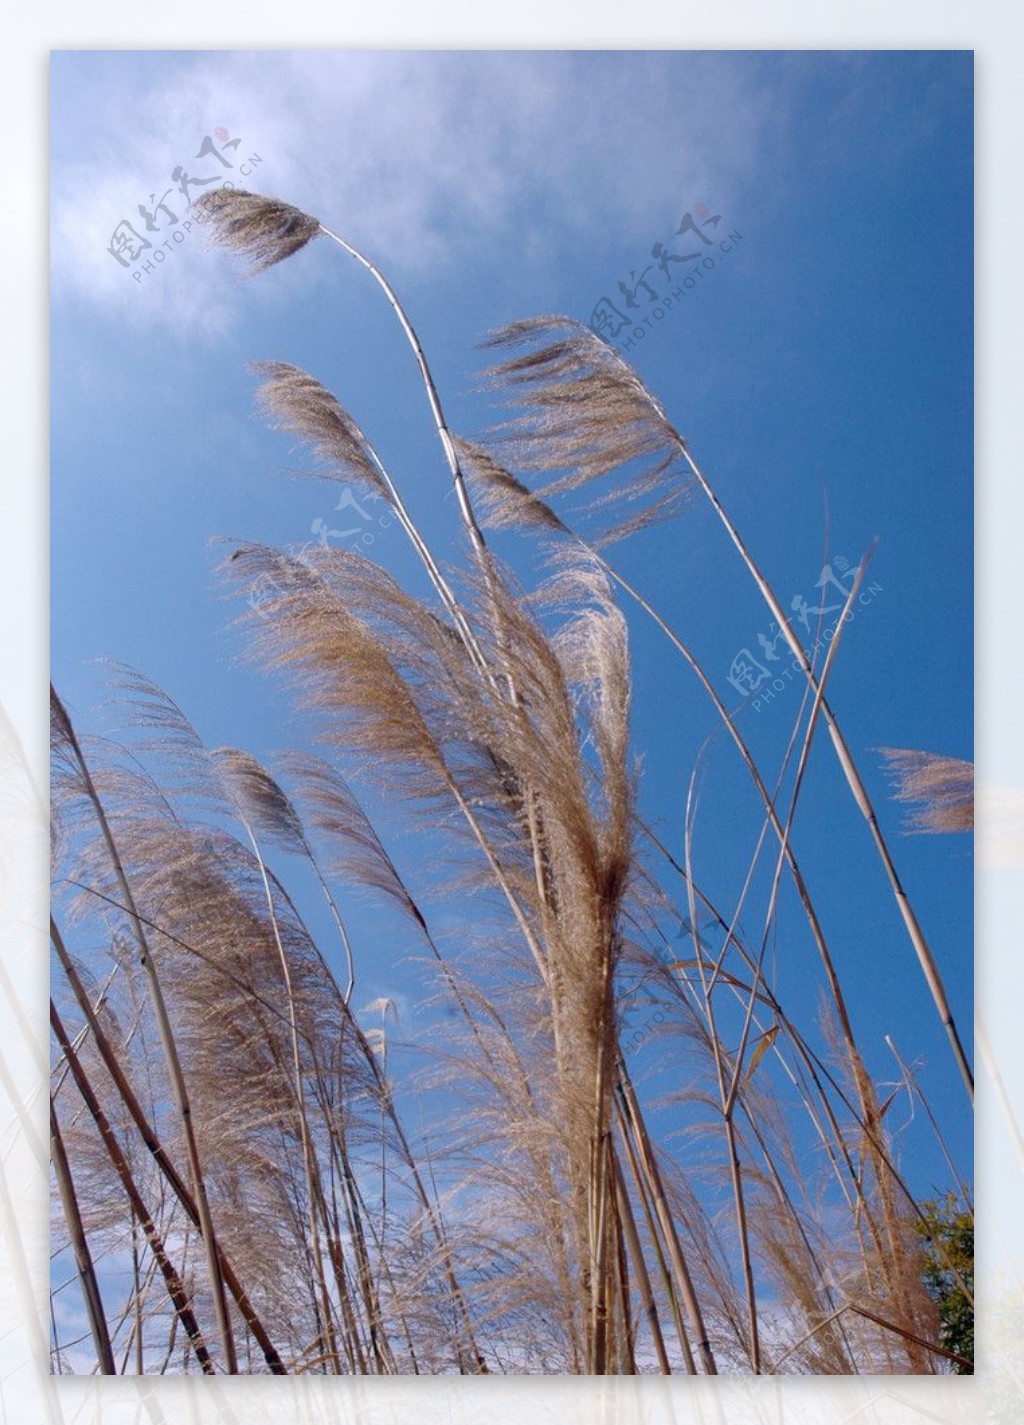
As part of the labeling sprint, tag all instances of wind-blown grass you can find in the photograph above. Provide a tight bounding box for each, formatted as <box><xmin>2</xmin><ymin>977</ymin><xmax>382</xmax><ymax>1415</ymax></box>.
<box><xmin>48</xmin><ymin>188</ymin><xmax>972</xmax><ymax>1377</ymax></box>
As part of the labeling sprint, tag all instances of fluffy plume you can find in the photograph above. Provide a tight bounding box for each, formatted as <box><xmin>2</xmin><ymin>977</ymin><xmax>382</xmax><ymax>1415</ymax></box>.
<box><xmin>480</xmin><ymin>316</ymin><xmax>695</xmax><ymax>545</ymax></box>
<box><xmin>52</xmin><ymin>194</ymin><xmax>969</xmax><ymax>1378</ymax></box>
<box><xmin>195</xmin><ymin>188</ymin><xmax>322</xmax><ymax>272</ymax></box>
<box><xmin>455</xmin><ymin>436</ymin><xmax>568</xmax><ymax>537</ymax></box>
<box><xmin>879</xmin><ymin>749</ymin><xmax>974</xmax><ymax>834</ymax></box>
<box><xmin>222</xmin><ymin>542</ymin><xmax>457</xmax><ymax>794</ymax></box>
<box><xmin>253</xmin><ymin>362</ymin><xmax>393</xmax><ymax>502</ymax></box>
<box><xmin>212</xmin><ymin>746</ymin><xmax>307</xmax><ymax>854</ymax></box>
<box><xmin>276</xmin><ymin>750</ymin><xmax>425</xmax><ymax>922</ymax></box>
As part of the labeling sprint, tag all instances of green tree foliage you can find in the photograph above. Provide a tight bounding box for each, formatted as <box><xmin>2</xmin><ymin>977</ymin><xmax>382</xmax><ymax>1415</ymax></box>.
<box><xmin>917</xmin><ymin>1193</ymin><xmax>974</xmax><ymax>1372</ymax></box>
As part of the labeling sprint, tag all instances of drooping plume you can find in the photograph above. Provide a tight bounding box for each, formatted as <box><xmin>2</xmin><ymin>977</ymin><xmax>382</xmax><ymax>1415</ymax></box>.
<box><xmin>195</xmin><ymin>188</ymin><xmax>322</xmax><ymax>272</ymax></box>
<box><xmin>253</xmin><ymin>362</ymin><xmax>394</xmax><ymax>504</ymax></box>
<box><xmin>879</xmin><ymin>749</ymin><xmax>974</xmax><ymax>834</ymax></box>
<box><xmin>479</xmin><ymin>316</ymin><xmax>695</xmax><ymax>546</ymax></box>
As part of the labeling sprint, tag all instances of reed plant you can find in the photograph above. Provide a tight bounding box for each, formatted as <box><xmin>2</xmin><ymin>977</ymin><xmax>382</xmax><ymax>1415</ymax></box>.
<box><xmin>48</xmin><ymin>189</ymin><xmax>972</xmax><ymax>1375</ymax></box>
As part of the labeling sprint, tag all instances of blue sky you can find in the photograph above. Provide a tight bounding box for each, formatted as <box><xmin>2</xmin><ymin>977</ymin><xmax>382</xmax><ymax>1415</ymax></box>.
<box><xmin>51</xmin><ymin>50</ymin><xmax>973</xmax><ymax>1213</ymax></box>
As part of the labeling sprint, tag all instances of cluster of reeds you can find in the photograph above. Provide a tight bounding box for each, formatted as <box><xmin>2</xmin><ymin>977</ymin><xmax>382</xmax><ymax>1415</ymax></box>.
<box><xmin>49</xmin><ymin>189</ymin><xmax>973</xmax><ymax>1375</ymax></box>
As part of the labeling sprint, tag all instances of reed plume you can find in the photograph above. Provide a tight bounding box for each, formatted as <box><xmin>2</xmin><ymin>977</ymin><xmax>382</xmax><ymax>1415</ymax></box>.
<box><xmin>197</xmin><ymin>189</ymin><xmax>322</xmax><ymax>271</ymax></box>
<box><xmin>880</xmin><ymin>749</ymin><xmax>974</xmax><ymax>834</ymax></box>
<box><xmin>476</xmin><ymin>316</ymin><xmax>973</xmax><ymax>1104</ymax></box>
<box><xmin>50</xmin><ymin>188</ymin><xmax>970</xmax><ymax>1378</ymax></box>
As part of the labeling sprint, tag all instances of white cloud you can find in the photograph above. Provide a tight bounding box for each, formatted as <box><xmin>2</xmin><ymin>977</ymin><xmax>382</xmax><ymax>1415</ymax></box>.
<box><xmin>51</xmin><ymin>51</ymin><xmax>783</xmax><ymax>335</ymax></box>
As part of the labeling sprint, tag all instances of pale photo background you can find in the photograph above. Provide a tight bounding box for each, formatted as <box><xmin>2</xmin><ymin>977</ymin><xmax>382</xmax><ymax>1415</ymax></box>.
<box><xmin>4</xmin><ymin>3</ymin><xmax>1017</xmax><ymax>1422</ymax></box>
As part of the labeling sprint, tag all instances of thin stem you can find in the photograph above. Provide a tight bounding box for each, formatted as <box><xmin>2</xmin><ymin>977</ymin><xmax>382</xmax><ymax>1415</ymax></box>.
<box><xmin>49</xmin><ymin>914</ymin><xmax>287</xmax><ymax>1373</ymax></box>
<box><xmin>317</xmin><ymin>225</ymin><xmax>487</xmax><ymax>556</ymax></box>
<box><xmin>681</xmin><ymin>766</ymin><xmax>760</xmax><ymax>1372</ymax></box>
<box><xmin>50</xmin><ymin>1001</ymin><xmax>215</xmax><ymax>1374</ymax></box>
<box><xmin>614</xmin><ymin>1090</ymin><xmax>696</xmax><ymax>1373</ymax></box>
<box><xmin>612</xmin><ymin>1144</ymin><xmax>671</xmax><ymax>1374</ymax></box>
<box><xmin>679</xmin><ymin>445</ymin><xmax>973</xmax><ymax>1102</ymax></box>
<box><xmin>49</xmin><ymin>1098</ymin><xmax>117</xmax><ymax>1374</ymax></box>
<box><xmin>237</xmin><ymin>814</ymin><xmax>341</xmax><ymax>1371</ymax></box>
<box><xmin>616</xmin><ymin>1057</ymin><xmax>717</xmax><ymax>1373</ymax></box>
<box><xmin>51</xmin><ymin>690</ymin><xmax>239</xmax><ymax>1372</ymax></box>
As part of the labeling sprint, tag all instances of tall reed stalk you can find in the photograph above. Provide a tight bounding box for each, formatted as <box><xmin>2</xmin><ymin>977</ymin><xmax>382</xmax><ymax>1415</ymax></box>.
<box><xmin>48</xmin><ymin>188</ymin><xmax>970</xmax><ymax>1376</ymax></box>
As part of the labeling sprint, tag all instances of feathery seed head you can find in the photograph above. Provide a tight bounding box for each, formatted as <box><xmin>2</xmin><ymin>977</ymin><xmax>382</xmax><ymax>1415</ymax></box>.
<box><xmin>454</xmin><ymin>437</ymin><xmax>567</xmax><ymax>537</ymax></box>
<box><xmin>879</xmin><ymin>748</ymin><xmax>974</xmax><ymax>834</ymax></box>
<box><xmin>195</xmin><ymin>188</ymin><xmax>322</xmax><ymax>272</ymax></box>
<box><xmin>213</xmin><ymin>747</ymin><xmax>307</xmax><ymax>852</ymax></box>
<box><xmin>479</xmin><ymin>316</ymin><xmax>695</xmax><ymax>547</ymax></box>
<box><xmin>253</xmin><ymin>362</ymin><xmax>389</xmax><ymax>498</ymax></box>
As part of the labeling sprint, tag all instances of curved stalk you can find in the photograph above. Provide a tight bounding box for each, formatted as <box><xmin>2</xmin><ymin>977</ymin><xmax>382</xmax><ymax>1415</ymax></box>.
<box><xmin>50</xmin><ymin>1003</ymin><xmax>215</xmax><ymax>1374</ymax></box>
<box><xmin>678</xmin><ymin>445</ymin><xmax>972</xmax><ymax>1102</ymax></box>
<box><xmin>51</xmin><ymin>689</ymin><xmax>239</xmax><ymax>1372</ymax></box>
<box><xmin>49</xmin><ymin>1097</ymin><xmax>117</xmax><ymax>1374</ymax></box>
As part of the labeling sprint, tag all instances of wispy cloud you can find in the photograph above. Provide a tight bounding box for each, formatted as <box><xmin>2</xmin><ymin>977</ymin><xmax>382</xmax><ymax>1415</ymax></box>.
<box><xmin>51</xmin><ymin>50</ymin><xmax>784</xmax><ymax>336</ymax></box>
